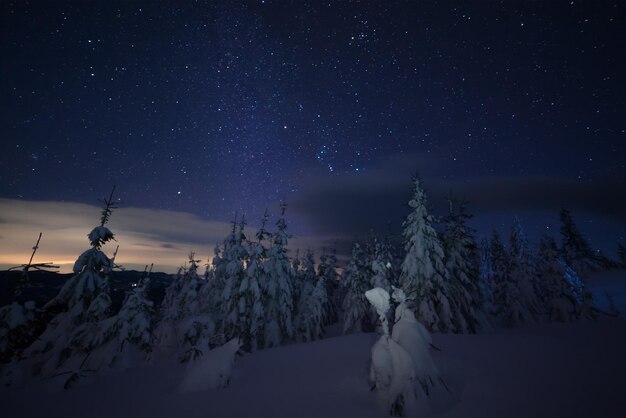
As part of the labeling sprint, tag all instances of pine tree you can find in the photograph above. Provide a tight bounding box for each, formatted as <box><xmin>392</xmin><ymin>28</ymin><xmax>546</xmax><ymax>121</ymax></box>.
<box><xmin>399</xmin><ymin>177</ymin><xmax>454</xmax><ymax>332</ymax></box>
<box><xmin>318</xmin><ymin>248</ymin><xmax>339</xmax><ymax>325</ymax></box>
<box><xmin>24</xmin><ymin>189</ymin><xmax>117</xmax><ymax>382</ymax></box>
<box><xmin>261</xmin><ymin>203</ymin><xmax>294</xmax><ymax>348</ymax></box>
<box><xmin>370</xmin><ymin>236</ymin><xmax>395</xmax><ymax>292</ymax></box>
<box><xmin>491</xmin><ymin>230</ymin><xmax>532</xmax><ymax>327</ymax></box>
<box><xmin>294</xmin><ymin>250</ymin><xmax>327</xmax><ymax>341</ymax></box>
<box><xmin>441</xmin><ymin>200</ymin><xmax>483</xmax><ymax>333</ymax></box>
<box><xmin>536</xmin><ymin>236</ymin><xmax>596</xmax><ymax>321</ymax></box>
<box><xmin>559</xmin><ymin>208</ymin><xmax>598</xmax><ymax>274</ymax></box>
<box><xmin>155</xmin><ymin>253</ymin><xmax>215</xmax><ymax>362</ymax></box>
<box><xmin>618</xmin><ymin>244</ymin><xmax>626</xmax><ymax>268</ymax></box>
<box><xmin>508</xmin><ymin>217</ymin><xmax>542</xmax><ymax>322</ymax></box>
<box><xmin>220</xmin><ymin>216</ymin><xmax>253</xmax><ymax>350</ymax></box>
<box><xmin>343</xmin><ymin>243</ymin><xmax>376</xmax><ymax>333</ymax></box>
<box><xmin>478</xmin><ymin>238</ymin><xmax>496</xmax><ymax>319</ymax></box>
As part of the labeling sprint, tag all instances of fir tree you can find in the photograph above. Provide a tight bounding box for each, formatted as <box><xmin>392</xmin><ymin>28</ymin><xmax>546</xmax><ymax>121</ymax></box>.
<box><xmin>399</xmin><ymin>177</ymin><xmax>454</xmax><ymax>332</ymax></box>
<box><xmin>491</xmin><ymin>230</ymin><xmax>532</xmax><ymax>327</ymax></box>
<box><xmin>559</xmin><ymin>208</ymin><xmax>598</xmax><ymax>274</ymax></box>
<box><xmin>441</xmin><ymin>200</ymin><xmax>483</xmax><ymax>333</ymax></box>
<box><xmin>508</xmin><ymin>217</ymin><xmax>542</xmax><ymax>322</ymax></box>
<box><xmin>261</xmin><ymin>203</ymin><xmax>295</xmax><ymax>348</ymax></box>
<box><xmin>24</xmin><ymin>188</ymin><xmax>118</xmax><ymax>381</ymax></box>
<box><xmin>294</xmin><ymin>250</ymin><xmax>327</xmax><ymax>341</ymax></box>
<box><xmin>343</xmin><ymin>242</ymin><xmax>376</xmax><ymax>333</ymax></box>
<box><xmin>318</xmin><ymin>248</ymin><xmax>339</xmax><ymax>325</ymax></box>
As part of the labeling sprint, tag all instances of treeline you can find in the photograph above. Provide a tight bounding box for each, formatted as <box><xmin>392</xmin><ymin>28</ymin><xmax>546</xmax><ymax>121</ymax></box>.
<box><xmin>0</xmin><ymin>178</ymin><xmax>623</xmax><ymax>388</ymax></box>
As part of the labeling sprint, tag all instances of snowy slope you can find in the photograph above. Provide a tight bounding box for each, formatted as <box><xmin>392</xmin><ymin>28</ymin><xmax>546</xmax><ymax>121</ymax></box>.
<box><xmin>1</xmin><ymin>270</ymin><xmax>625</xmax><ymax>418</ymax></box>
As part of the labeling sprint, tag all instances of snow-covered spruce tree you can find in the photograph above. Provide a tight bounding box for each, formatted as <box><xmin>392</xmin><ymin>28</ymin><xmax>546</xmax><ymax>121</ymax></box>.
<box><xmin>559</xmin><ymin>208</ymin><xmax>598</xmax><ymax>275</ymax></box>
<box><xmin>343</xmin><ymin>242</ymin><xmax>377</xmax><ymax>334</ymax></box>
<box><xmin>399</xmin><ymin>176</ymin><xmax>454</xmax><ymax>333</ymax></box>
<box><xmin>536</xmin><ymin>236</ymin><xmax>596</xmax><ymax>321</ymax></box>
<box><xmin>70</xmin><ymin>266</ymin><xmax>155</xmax><ymax>369</ymax></box>
<box><xmin>491</xmin><ymin>230</ymin><xmax>532</xmax><ymax>327</ymax></box>
<box><xmin>261</xmin><ymin>203</ymin><xmax>294</xmax><ymax>348</ymax></box>
<box><xmin>219</xmin><ymin>216</ymin><xmax>256</xmax><ymax>350</ymax></box>
<box><xmin>478</xmin><ymin>238</ymin><xmax>496</xmax><ymax>320</ymax></box>
<box><xmin>22</xmin><ymin>190</ymin><xmax>117</xmax><ymax>384</ymax></box>
<box><xmin>370</xmin><ymin>236</ymin><xmax>395</xmax><ymax>292</ymax></box>
<box><xmin>0</xmin><ymin>301</ymin><xmax>38</xmax><ymax>364</ymax></box>
<box><xmin>441</xmin><ymin>200</ymin><xmax>483</xmax><ymax>333</ymax></box>
<box><xmin>619</xmin><ymin>244</ymin><xmax>626</xmax><ymax>268</ymax></box>
<box><xmin>233</xmin><ymin>213</ymin><xmax>266</xmax><ymax>352</ymax></box>
<box><xmin>367</xmin><ymin>286</ymin><xmax>441</xmax><ymax>416</ymax></box>
<box><xmin>318</xmin><ymin>248</ymin><xmax>340</xmax><ymax>325</ymax></box>
<box><xmin>154</xmin><ymin>253</ymin><xmax>215</xmax><ymax>362</ymax></box>
<box><xmin>508</xmin><ymin>217</ymin><xmax>542</xmax><ymax>322</ymax></box>
<box><xmin>294</xmin><ymin>250</ymin><xmax>327</xmax><ymax>342</ymax></box>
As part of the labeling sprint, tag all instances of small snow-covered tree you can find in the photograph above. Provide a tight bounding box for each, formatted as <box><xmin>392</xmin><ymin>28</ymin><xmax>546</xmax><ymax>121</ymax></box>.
<box><xmin>154</xmin><ymin>253</ymin><xmax>215</xmax><ymax>362</ymax></box>
<box><xmin>559</xmin><ymin>208</ymin><xmax>598</xmax><ymax>275</ymax></box>
<box><xmin>399</xmin><ymin>176</ymin><xmax>454</xmax><ymax>332</ymax></box>
<box><xmin>318</xmin><ymin>248</ymin><xmax>340</xmax><ymax>325</ymax></box>
<box><xmin>24</xmin><ymin>189</ymin><xmax>117</xmax><ymax>382</ymax></box>
<box><xmin>491</xmin><ymin>230</ymin><xmax>532</xmax><ymax>327</ymax></box>
<box><xmin>441</xmin><ymin>200</ymin><xmax>483</xmax><ymax>333</ymax></box>
<box><xmin>343</xmin><ymin>242</ymin><xmax>376</xmax><ymax>334</ymax></box>
<box><xmin>0</xmin><ymin>301</ymin><xmax>38</xmax><ymax>363</ymax></box>
<box><xmin>294</xmin><ymin>250</ymin><xmax>327</xmax><ymax>341</ymax></box>
<box><xmin>508</xmin><ymin>217</ymin><xmax>542</xmax><ymax>322</ymax></box>
<box><xmin>70</xmin><ymin>267</ymin><xmax>154</xmax><ymax>370</ymax></box>
<box><xmin>536</xmin><ymin>236</ymin><xmax>596</xmax><ymax>321</ymax></box>
<box><xmin>261</xmin><ymin>203</ymin><xmax>294</xmax><ymax>348</ymax></box>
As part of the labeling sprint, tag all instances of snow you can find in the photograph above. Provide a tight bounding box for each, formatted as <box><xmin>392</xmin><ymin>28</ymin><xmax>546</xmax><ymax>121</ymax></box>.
<box><xmin>1</xmin><ymin>270</ymin><xmax>625</xmax><ymax>417</ymax></box>
<box><xmin>179</xmin><ymin>338</ymin><xmax>240</xmax><ymax>392</ymax></box>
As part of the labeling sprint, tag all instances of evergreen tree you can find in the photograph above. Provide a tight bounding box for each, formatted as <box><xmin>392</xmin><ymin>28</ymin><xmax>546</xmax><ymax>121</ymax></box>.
<box><xmin>342</xmin><ymin>242</ymin><xmax>376</xmax><ymax>333</ymax></box>
<box><xmin>478</xmin><ymin>238</ymin><xmax>496</xmax><ymax>320</ymax></box>
<box><xmin>399</xmin><ymin>177</ymin><xmax>454</xmax><ymax>332</ymax></box>
<box><xmin>508</xmin><ymin>217</ymin><xmax>542</xmax><ymax>322</ymax></box>
<box><xmin>155</xmin><ymin>253</ymin><xmax>215</xmax><ymax>362</ymax></box>
<box><xmin>370</xmin><ymin>236</ymin><xmax>395</xmax><ymax>292</ymax></box>
<box><xmin>293</xmin><ymin>250</ymin><xmax>327</xmax><ymax>341</ymax></box>
<box><xmin>618</xmin><ymin>244</ymin><xmax>626</xmax><ymax>268</ymax></box>
<box><xmin>261</xmin><ymin>203</ymin><xmax>294</xmax><ymax>348</ymax></box>
<box><xmin>536</xmin><ymin>236</ymin><xmax>596</xmax><ymax>321</ymax></box>
<box><xmin>318</xmin><ymin>248</ymin><xmax>339</xmax><ymax>325</ymax></box>
<box><xmin>559</xmin><ymin>208</ymin><xmax>598</xmax><ymax>274</ymax></box>
<box><xmin>441</xmin><ymin>200</ymin><xmax>483</xmax><ymax>333</ymax></box>
<box><xmin>24</xmin><ymin>189</ymin><xmax>117</xmax><ymax>382</ymax></box>
<box><xmin>491</xmin><ymin>230</ymin><xmax>532</xmax><ymax>327</ymax></box>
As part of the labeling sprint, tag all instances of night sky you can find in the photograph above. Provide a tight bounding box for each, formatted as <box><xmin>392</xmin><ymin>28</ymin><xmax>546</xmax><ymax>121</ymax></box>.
<box><xmin>1</xmin><ymin>1</ymin><xmax>625</xmax><ymax>264</ymax></box>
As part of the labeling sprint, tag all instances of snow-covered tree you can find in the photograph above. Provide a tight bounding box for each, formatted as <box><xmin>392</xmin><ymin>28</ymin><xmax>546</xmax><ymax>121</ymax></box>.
<box><xmin>261</xmin><ymin>203</ymin><xmax>294</xmax><ymax>348</ymax></box>
<box><xmin>23</xmin><ymin>189</ymin><xmax>118</xmax><ymax>383</ymax></box>
<box><xmin>370</xmin><ymin>236</ymin><xmax>395</xmax><ymax>292</ymax></box>
<box><xmin>478</xmin><ymin>238</ymin><xmax>496</xmax><ymax>320</ymax></box>
<box><xmin>0</xmin><ymin>301</ymin><xmax>38</xmax><ymax>363</ymax></box>
<box><xmin>318</xmin><ymin>248</ymin><xmax>340</xmax><ymax>325</ymax></box>
<box><xmin>293</xmin><ymin>250</ymin><xmax>327</xmax><ymax>342</ymax></box>
<box><xmin>70</xmin><ymin>268</ymin><xmax>154</xmax><ymax>370</ymax></box>
<box><xmin>441</xmin><ymin>200</ymin><xmax>483</xmax><ymax>333</ymax></box>
<box><xmin>508</xmin><ymin>217</ymin><xmax>542</xmax><ymax>322</ymax></box>
<box><xmin>343</xmin><ymin>243</ymin><xmax>376</xmax><ymax>334</ymax></box>
<box><xmin>491</xmin><ymin>230</ymin><xmax>532</xmax><ymax>327</ymax></box>
<box><xmin>220</xmin><ymin>216</ymin><xmax>255</xmax><ymax>350</ymax></box>
<box><xmin>618</xmin><ymin>244</ymin><xmax>626</xmax><ymax>268</ymax></box>
<box><xmin>367</xmin><ymin>286</ymin><xmax>441</xmax><ymax>416</ymax></box>
<box><xmin>399</xmin><ymin>177</ymin><xmax>454</xmax><ymax>332</ymax></box>
<box><xmin>154</xmin><ymin>253</ymin><xmax>215</xmax><ymax>362</ymax></box>
<box><xmin>559</xmin><ymin>208</ymin><xmax>598</xmax><ymax>274</ymax></box>
<box><xmin>536</xmin><ymin>236</ymin><xmax>596</xmax><ymax>321</ymax></box>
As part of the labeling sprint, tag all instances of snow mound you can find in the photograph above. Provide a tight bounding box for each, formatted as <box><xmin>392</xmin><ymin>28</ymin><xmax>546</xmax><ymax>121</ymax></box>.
<box><xmin>178</xmin><ymin>338</ymin><xmax>240</xmax><ymax>392</ymax></box>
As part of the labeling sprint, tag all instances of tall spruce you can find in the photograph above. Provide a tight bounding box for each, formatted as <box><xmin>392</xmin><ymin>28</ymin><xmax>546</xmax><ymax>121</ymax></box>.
<box><xmin>441</xmin><ymin>200</ymin><xmax>483</xmax><ymax>333</ymax></box>
<box><xmin>342</xmin><ymin>242</ymin><xmax>376</xmax><ymax>333</ymax></box>
<box><xmin>559</xmin><ymin>208</ymin><xmax>598</xmax><ymax>274</ymax></box>
<box><xmin>399</xmin><ymin>177</ymin><xmax>454</xmax><ymax>332</ymax></box>
<box><xmin>508</xmin><ymin>218</ymin><xmax>542</xmax><ymax>322</ymax></box>
<box><xmin>261</xmin><ymin>203</ymin><xmax>295</xmax><ymax>348</ymax></box>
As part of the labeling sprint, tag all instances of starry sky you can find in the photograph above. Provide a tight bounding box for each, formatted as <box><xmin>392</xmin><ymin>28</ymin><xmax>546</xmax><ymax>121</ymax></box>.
<box><xmin>1</xmin><ymin>1</ymin><xmax>625</xmax><ymax>267</ymax></box>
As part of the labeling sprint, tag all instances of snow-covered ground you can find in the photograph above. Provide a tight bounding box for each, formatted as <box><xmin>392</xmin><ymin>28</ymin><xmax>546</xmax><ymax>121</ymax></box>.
<box><xmin>2</xmin><ymin>270</ymin><xmax>625</xmax><ymax>418</ymax></box>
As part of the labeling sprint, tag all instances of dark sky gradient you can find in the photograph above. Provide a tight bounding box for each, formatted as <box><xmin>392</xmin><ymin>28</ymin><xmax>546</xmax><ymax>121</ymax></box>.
<box><xmin>1</xmin><ymin>1</ymin><xmax>625</xmax><ymax>258</ymax></box>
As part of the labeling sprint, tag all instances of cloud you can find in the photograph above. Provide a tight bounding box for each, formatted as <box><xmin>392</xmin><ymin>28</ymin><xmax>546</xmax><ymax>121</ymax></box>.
<box><xmin>0</xmin><ymin>199</ymin><xmax>340</xmax><ymax>273</ymax></box>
